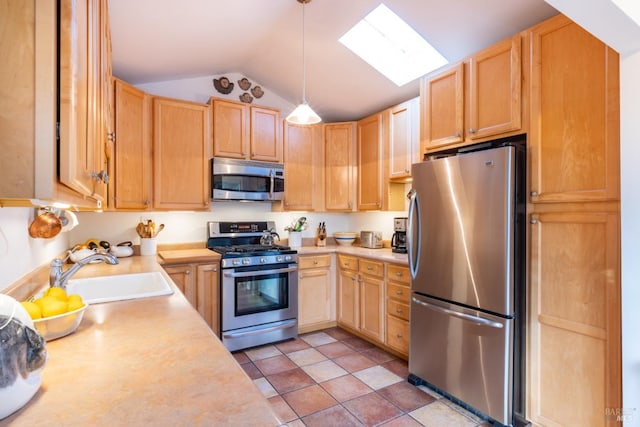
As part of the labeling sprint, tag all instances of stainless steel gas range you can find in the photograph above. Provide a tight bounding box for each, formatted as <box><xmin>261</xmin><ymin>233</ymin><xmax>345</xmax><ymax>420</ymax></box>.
<box><xmin>207</xmin><ymin>221</ymin><xmax>298</xmax><ymax>352</ymax></box>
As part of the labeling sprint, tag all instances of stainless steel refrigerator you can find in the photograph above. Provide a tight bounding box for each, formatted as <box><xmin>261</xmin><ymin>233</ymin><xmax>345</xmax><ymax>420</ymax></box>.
<box><xmin>407</xmin><ymin>142</ymin><xmax>526</xmax><ymax>427</ymax></box>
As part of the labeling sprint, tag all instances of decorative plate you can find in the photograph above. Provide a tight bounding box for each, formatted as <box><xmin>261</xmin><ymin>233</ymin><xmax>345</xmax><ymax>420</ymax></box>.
<box><xmin>238</xmin><ymin>77</ymin><xmax>252</xmax><ymax>91</ymax></box>
<box><xmin>239</xmin><ymin>93</ymin><xmax>254</xmax><ymax>103</ymax></box>
<box><xmin>251</xmin><ymin>85</ymin><xmax>264</xmax><ymax>98</ymax></box>
<box><xmin>213</xmin><ymin>77</ymin><xmax>234</xmax><ymax>94</ymax></box>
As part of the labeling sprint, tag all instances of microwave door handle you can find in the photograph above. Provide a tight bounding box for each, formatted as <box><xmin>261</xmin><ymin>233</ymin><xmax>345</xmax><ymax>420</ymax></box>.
<box><xmin>270</xmin><ymin>169</ymin><xmax>274</xmax><ymax>200</ymax></box>
<box><xmin>223</xmin><ymin>267</ymin><xmax>298</xmax><ymax>278</ymax></box>
<box><xmin>407</xmin><ymin>188</ymin><xmax>420</xmax><ymax>279</ymax></box>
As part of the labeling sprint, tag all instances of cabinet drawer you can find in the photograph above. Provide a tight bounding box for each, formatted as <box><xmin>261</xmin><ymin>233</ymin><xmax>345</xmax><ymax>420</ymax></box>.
<box><xmin>386</xmin><ymin>264</ymin><xmax>410</xmax><ymax>284</ymax></box>
<box><xmin>299</xmin><ymin>254</ymin><xmax>331</xmax><ymax>270</ymax></box>
<box><xmin>386</xmin><ymin>315</ymin><xmax>409</xmax><ymax>354</ymax></box>
<box><xmin>359</xmin><ymin>259</ymin><xmax>383</xmax><ymax>277</ymax></box>
<box><xmin>387</xmin><ymin>300</ymin><xmax>410</xmax><ymax>321</ymax></box>
<box><xmin>338</xmin><ymin>254</ymin><xmax>358</xmax><ymax>271</ymax></box>
<box><xmin>387</xmin><ymin>283</ymin><xmax>410</xmax><ymax>304</ymax></box>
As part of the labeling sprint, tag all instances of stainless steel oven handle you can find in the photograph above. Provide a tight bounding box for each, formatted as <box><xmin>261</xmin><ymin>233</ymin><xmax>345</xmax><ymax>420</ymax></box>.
<box><xmin>222</xmin><ymin>319</ymin><xmax>297</xmax><ymax>339</ymax></box>
<box><xmin>223</xmin><ymin>266</ymin><xmax>298</xmax><ymax>278</ymax></box>
<box><xmin>412</xmin><ymin>296</ymin><xmax>504</xmax><ymax>329</ymax></box>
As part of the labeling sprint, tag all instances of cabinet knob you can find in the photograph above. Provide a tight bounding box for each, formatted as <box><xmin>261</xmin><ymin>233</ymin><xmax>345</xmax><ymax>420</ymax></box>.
<box><xmin>530</xmin><ymin>191</ymin><xmax>538</xmax><ymax>197</ymax></box>
<box><xmin>313</xmin><ymin>260</ymin><xmax>318</xmax><ymax>265</ymax></box>
<box><xmin>367</xmin><ymin>265</ymin><xmax>373</xmax><ymax>270</ymax></box>
<box><xmin>396</xmin><ymin>308</ymin><xmax>403</xmax><ymax>314</ymax></box>
<box><xmin>376</xmin><ymin>201</ymin><xmax>381</xmax><ymax>208</ymax></box>
<box><xmin>404</xmin><ymin>168</ymin><xmax>410</xmax><ymax>173</ymax></box>
<box><xmin>396</xmin><ymin>290</ymin><xmax>403</xmax><ymax>295</ymax></box>
<box><xmin>345</xmin><ymin>262</ymin><xmax>350</xmax><ymax>266</ymax></box>
<box><xmin>454</xmin><ymin>133</ymin><xmax>461</xmax><ymax>138</ymax></box>
<box><xmin>530</xmin><ymin>218</ymin><xmax>538</xmax><ymax>225</ymax></box>
<box><xmin>185</xmin><ymin>270</ymin><xmax>191</xmax><ymax>275</ymax></box>
<box><xmin>107</xmin><ymin>132</ymin><xmax>115</xmax><ymax>141</ymax></box>
<box><xmin>91</xmin><ymin>170</ymin><xmax>109</xmax><ymax>184</ymax></box>
<box><xmin>213</xmin><ymin>267</ymin><xmax>218</xmax><ymax>272</ymax></box>
<box><xmin>396</xmin><ymin>333</ymin><xmax>403</xmax><ymax>338</ymax></box>
<box><xmin>252</xmin><ymin>152</ymin><xmax>256</xmax><ymax>156</ymax></box>
<box><xmin>396</xmin><ymin>272</ymin><xmax>402</xmax><ymax>277</ymax></box>
<box><xmin>469</xmin><ymin>128</ymin><xmax>476</xmax><ymax>134</ymax></box>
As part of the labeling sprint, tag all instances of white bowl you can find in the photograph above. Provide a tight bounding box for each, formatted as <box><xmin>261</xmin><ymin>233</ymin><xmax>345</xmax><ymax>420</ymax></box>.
<box><xmin>334</xmin><ymin>232</ymin><xmax>357</xmax><ymax>246</ymax></box>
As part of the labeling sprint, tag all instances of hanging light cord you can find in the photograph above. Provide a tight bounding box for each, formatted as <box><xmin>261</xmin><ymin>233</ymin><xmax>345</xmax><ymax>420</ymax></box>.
<box><xmin>301</xmin><ymin>0</ymin><xmax>307</xmax><ymax>103</ymax></box>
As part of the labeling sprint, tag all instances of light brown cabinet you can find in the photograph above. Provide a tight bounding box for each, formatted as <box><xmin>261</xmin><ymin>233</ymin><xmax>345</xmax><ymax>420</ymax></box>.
<box><xmin>529</xmin><ymin>16</ymin><xmax>619</xmax><ymax>204</ymax></box>
<box><xmin>298</xmin><ymin>254</ymin><xmax>334</xmax><ymax>333</ymax></box>
<box><xmin>1</xmin><ymin>0</ymin><xmax>110</xmax><ymax>208</ymax></box>
<box><xmin>324</xmin><ymin>122</ymin><xmax>356</xmax><ymax>211</ymax></box>
<box><xmin>282</xmin><ymin>122</ymin><xmax>324</xmax><ymax>211</ymax></box>
<box><xmin>385</xmin><ymin>97</ymin><xmax>421</xmax><ymax>181</ymax></box>
<box><xmin>526</xmin><ymin>14</ymin><xmax>621</xmax><ymax>427</ymax></box>
<box><xmin>421</xmin><ymin>34</ymin><xmax>522</xmax><ymax>153</ymax></box>
<box><xmin>110</xmin><ymin>79</ymin><xmax>152</xmax><ymax>210</ymax></box>
<box><xmin>152</xmin><ymin>97</ymin><xmax>211</xmax><ymax>210</ymax></box>
<box><xmin>211</xmin><ymin>97</ymin><xmax>282</xmax><ymax>162</ymax></box>
<box><xmin>385</xmin><ymin>264</ymin><xmax>410</xmax><ymax>356</ymax></box>
<box><xmin>337</xmin><ymin>255</ymin><xmax>384</xmax><ymax>344</ymax></box>
<box><xmin>357</xmin><ymin>113</ymin><xmax>384</xmax><ymax>210</ymax></box>
<box><xmin>164</xmin><ymin>262</ymin><xmax>220</xmax><ymax>335</ymax></box>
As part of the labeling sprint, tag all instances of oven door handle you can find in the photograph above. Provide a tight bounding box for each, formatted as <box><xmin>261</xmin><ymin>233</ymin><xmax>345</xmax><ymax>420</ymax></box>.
<box><xmin>223</xmin><ymin>266</ymin><xmax>298</xmax><ymax>278</ymax></box>
<box><xmin>222</xmin><ymin>319</ymin><xmax>297</xmax><ymax>339</ymax></box>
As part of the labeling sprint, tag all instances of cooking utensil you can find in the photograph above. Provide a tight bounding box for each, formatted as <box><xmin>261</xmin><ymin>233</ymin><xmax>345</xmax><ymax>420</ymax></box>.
<box><xmin>28</xmin><ymin>211</ymin><xmax>62</xmax><ymax>239</ymax></box>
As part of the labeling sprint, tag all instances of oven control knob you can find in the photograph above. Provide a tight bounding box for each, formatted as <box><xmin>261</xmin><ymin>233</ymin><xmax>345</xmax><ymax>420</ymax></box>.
<box><xmin>276</xmin><ymin>255</ymin><xmax>283</xmax><ymax>262</ymax></box>
<box><xmin>232</xmin><ymin>259</ymin><xmax>240</xmax><ymax>266</ymax></box>
<box><xmin>242</xmin><ymin>258</ymin><xmax>251</xmax><ymax>265</ymax></box>
<box><xmin>260</xmin><ymin>257</ymin><xmax>267</xmax><ymax>264</ymax></box>
<box><xmin>285</xmin><ymin>255</ymin><xmax>292</xmax><ymax>261</ymax></box>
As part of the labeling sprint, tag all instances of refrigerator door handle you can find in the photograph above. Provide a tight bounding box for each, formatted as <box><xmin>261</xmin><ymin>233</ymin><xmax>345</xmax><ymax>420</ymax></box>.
<box><xmin>407</xmin><ymin>188</ymin><xmax>420</xmax><ymax>279</ymax></box>
<box><xmin>412</xmin><ymin>296</ymin><xmax>504</xmax><ymax>329</ymax></box>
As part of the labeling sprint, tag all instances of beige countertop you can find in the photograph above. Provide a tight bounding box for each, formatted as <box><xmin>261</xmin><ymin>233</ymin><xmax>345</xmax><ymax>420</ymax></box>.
<box><xmin>297</xmin><ymin>245</ymin><xmax>409</xmax><ymax>264</ymax></box>
<box><xmin>2</xmin><ymin>256</ymin><xmax>280</xmax><ymax>426</ymax></box>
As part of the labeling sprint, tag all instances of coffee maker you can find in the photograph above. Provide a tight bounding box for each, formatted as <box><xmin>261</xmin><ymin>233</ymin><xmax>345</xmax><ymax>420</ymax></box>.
<box><xmin>391</xmin><ymin>217</ymin><xmax>408</xmax><ymax>253</ymax></box>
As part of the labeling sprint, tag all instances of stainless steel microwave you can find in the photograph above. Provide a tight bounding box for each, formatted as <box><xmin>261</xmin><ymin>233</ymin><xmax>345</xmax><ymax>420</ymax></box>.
<box><xmin>211</xmin><ymin>158</ymin><xmax>285</xmax><ymax>201</ymax></box>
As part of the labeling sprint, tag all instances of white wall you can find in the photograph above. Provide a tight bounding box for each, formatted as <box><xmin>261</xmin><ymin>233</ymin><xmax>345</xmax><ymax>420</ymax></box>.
<box><xmin>0</xmin><ymin>208</ymin><xmax>70</xmax><ymax>291</ymax></box>
<box><xmin>136</xmin><ymin>72</ymin><xmax>296</xmax><ymax>115</ymax></box>
<box><xmin>620</xmin><ymin>50</ymin><xmax>640</xmax><ymax>427</ymax></box>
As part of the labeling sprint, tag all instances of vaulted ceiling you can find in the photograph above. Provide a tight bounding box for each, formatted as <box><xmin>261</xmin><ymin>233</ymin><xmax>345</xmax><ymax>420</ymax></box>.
<box><xmin>108</xmin><ymin>0</ymin><xmax>559</xmax><ymax>122</ymax></box>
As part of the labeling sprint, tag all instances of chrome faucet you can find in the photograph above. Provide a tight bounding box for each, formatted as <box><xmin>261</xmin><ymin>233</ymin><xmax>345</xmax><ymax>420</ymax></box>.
<box><xmin>49</xmin><ymin>252</ymin><xmax>119</xmax><ymax>289</ymax></box>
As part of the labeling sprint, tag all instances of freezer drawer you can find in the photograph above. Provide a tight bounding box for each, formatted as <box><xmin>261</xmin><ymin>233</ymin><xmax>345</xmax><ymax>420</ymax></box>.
<box><xmin>409</xmin><ymin>293</ymin><xmax>513</xmax><ymax>425</ymax></box>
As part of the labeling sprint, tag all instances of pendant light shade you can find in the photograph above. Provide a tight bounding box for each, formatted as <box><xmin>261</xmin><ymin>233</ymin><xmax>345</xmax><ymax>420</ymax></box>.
<box><xmin>286</xmin><ymin>0</ymin><xmax>321</xmax><ymax>125</ymax></box>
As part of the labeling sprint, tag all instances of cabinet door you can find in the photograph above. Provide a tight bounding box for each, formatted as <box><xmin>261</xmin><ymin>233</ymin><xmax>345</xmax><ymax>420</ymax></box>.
<box><xmin>387</xmin><ymin>98</ymin><xmax>420</xmax><ymax>180</ymax></box>
<box><xmin>196</xmin><ymin>263</ymin><xmax>219</xmax><ymax>336</ymax></box>
<box><xmin>337</xmin><ymin>269</ymin><xmax>359</xmax><ymax>330</ymax></box>
<box><xmin>212</xmin><ymin>98</ymin><xmax>248</xmax><ymax>159</ymax></box>
<box><xmin>283</xmin><ymin>122</ymin><xmax>323</xmax><ymax>211</ymax></box>
<box><xmin>359</xmin><ymin>274</ymin><xmax>384</xmax><ymax>343</ymax></box>
<box><xmin>250</xmin><ymin>106</ymin><xmax>281</xmax><ymax>162</ymax></box>
<box><xmin>164</xmin><ymin>264</ymin><xmax>197</xmax><ymax>308</ymax></box>
<box><xmin>420</xmin><ymin>62</ymin><xmax>464</xmax><ymax>151</ymax></box>
<box><xmin>58</xmin><ymin>0</ymin><xmax>103</xmax><ymax>198</ymax></box>
<box><xmin>112</xmin><ymin>79</ymin><xmax>152</xmax><ymax>209</ymax></box>
<box><xmin>324</xmin><ymin>122</ymin><xmax>356</xmax><ymax>211</ymax></box>
<box><xmin>529</xmin><ymin>15</ymin><xmax>619</xmax><ymax>203</ymax></box>
<box><xmin>153</xmin><ymin>97</ymin><xmax>211</xmax><ymax>210</ymax></box>
<box><xmin>468</xmin><ymin>34</ymin><xmax>521</xmax><ymax>140</ymax></box>
<box><xmin>528</xmin><ymin>211</ymin><xmax>620</xmax><ymax>427</ymax></box>
<box><xmin>298</xmin><ymin>268</ymin><xmax>332</xmax><ymax>327</ymax></box>
<box><xmin>357</xmin><ymin>113</ymin><xmax>383</xmax><ymax>210</ymax></box>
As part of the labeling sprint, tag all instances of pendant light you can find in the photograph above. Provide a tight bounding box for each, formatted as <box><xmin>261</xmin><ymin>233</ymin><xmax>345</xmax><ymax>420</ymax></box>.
<box><xmin>286</xmin><ymin>0</ymin><xmax>322</xmax><ymax>125</ymax></box>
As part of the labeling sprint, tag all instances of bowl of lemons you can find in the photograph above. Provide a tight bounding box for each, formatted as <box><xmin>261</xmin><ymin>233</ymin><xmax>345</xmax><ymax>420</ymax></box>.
<box><xmin>22</xmin><ymin>287</ymin><xmax>87</xmax><ymax>341</ymax></box>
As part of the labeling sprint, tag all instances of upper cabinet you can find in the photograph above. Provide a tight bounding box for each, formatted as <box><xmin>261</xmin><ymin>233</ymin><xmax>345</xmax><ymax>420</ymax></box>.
<box><xmin>324</xmin><ymin>122</ymin><xmax>357</xmax><ymax>212</ymax></box>
<box><xmin>385</xmin><ymin>97</ymin><xmax>420</xmax><ymax>181</ymax></box>
<box><xmin>529</xmin><ymin>15</ymin><xmax>619</xmax><ymax>203</ymax></box>
<box><xmin>357</xmin><ymin>112</ymin><xmax>384</xmax><ymax>210</ymax></box>
<box><xmin>110</xmin><ymin>79</ymin><xmax>152</xmax><ymax>210</ymax></box>
<box><xmin>211</xmin><ymin>97</ymin><xmax>282</xmax><ymax>163</ymax></box>
<box><xmin>1</xmin><ymin>0</ymin><xmax>111</xmax><ymax>208</ymax></box>
<box><xmin>153</xmin><ymin>97</ymin><xmax>211</xmax><ymax>210</ymax></box>
<box><xmin>282</xmin><ymin>122</ymin><xmax>324</xmax><ymax>211</ymax></box>
<box><xmin>421</xmin><ymin>34</ymin><xmax>522</xmax><ymax>153</ymax></box>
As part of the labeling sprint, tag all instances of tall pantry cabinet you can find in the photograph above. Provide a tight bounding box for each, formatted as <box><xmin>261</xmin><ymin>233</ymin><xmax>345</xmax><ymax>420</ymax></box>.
<box><xmin>526</xmin><ymin>14</ymin><xmax>620</xmax><ymax>427</ymax></box>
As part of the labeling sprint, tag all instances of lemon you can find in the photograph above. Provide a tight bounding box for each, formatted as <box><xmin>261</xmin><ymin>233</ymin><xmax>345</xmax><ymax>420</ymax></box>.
<box><xmin>21</xmin><ymin>301</ymin><xmax>42</xmax><ymax>319</ymax></box>
<box><xmin>40</xmin><ymin>299</ymin><xmax>68</xmax><ymax>318</ymax></box>
<box><xmin>67</xmin><ymin>294</ymin><xmax>85</xmax><ymax>311</ymax></box>
<box><xmin>45</xmin><ymin>286</ymin><xmax>68</xmax><ymax>301</ymax></box>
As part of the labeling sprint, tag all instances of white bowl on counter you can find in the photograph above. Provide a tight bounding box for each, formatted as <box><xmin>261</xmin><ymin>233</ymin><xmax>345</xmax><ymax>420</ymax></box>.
<box><xmin>334</xmin><ymin>232</ymin><xmax>357</xmax><ymax>246</ymax></box>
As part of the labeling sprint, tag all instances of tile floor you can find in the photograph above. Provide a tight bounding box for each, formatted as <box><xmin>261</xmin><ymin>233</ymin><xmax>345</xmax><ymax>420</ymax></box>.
<box><xmin>233</xmin><ymin>327</ymin><xmax>491</xmax><ymax>426</ymax></box>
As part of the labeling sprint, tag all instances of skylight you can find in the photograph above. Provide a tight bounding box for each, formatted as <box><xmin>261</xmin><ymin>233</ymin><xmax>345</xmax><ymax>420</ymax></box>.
<box><xmin>339</xmin><ymin>4</ymin><xmax>448</xmax><ymax>87</ymax></box>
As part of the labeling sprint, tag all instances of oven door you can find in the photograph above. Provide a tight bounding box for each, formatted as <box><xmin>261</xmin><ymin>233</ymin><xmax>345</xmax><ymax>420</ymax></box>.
<box><xmin>221</xmin><ymin>263</ymin><xmax>298</xmax><ymax>332</ymax></box>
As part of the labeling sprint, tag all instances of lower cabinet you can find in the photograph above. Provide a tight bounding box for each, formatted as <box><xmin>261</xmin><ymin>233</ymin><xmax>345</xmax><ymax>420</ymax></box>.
<box><xmin>385</xmin><ymin>264</ymin><xmax>410</xmax><ymax>356</ymax></box>
<box><xmin>337</xmin><ymin>255</ymin><xmax>384</xmax><ymax>344</ymax></box>
<box><xmin>164</xmin><ymin>262</ymin><xmax>219</xmax><ymax>336</ymax></box>
<box><xmin>298</xmin><ymin>254</ymin><xmax>335</xmax><ymax>333</ymax></box>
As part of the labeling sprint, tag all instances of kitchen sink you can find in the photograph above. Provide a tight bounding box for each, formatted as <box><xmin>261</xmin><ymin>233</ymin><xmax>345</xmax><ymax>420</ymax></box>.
<box><xmin>64</xmin><ymin>271</ymin><xmax>174</xmax><ymax>304</ymax></box>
